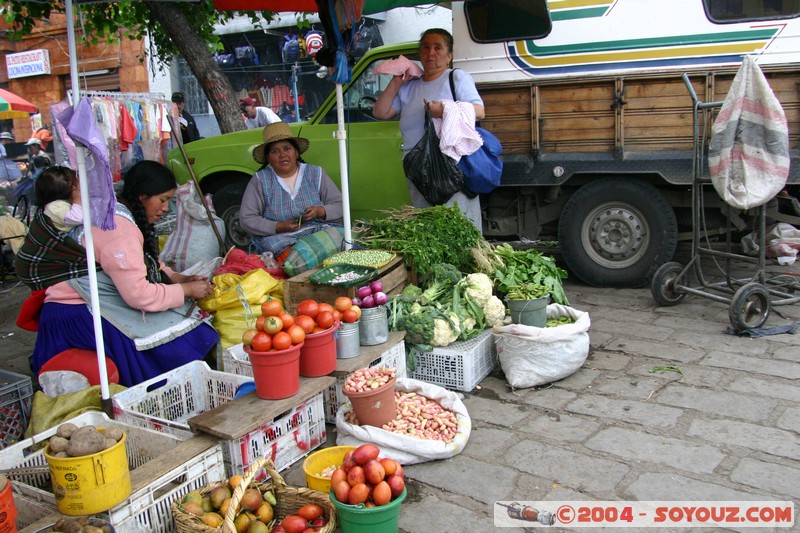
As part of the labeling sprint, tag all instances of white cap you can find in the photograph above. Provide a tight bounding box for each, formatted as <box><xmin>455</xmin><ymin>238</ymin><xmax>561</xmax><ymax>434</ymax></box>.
<box><xmin>0</xmin><ymin>132</ymin><xmax>13</xmax><ymax>141</ymax></box>
<box><xmin>25</xmin><ymin>138</ymin><xmax>41</xmax><ymax>146</ymax></box>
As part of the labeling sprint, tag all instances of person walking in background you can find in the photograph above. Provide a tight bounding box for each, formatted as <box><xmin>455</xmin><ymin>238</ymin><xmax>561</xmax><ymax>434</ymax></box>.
<box><xmin>0</xmin><ymin>132</ymin><xmax>13</xmax><ymax>159</ymax></box>
<box><xmin>25</xmin><ymin>138</ymin><xmax>52</xmax><ymax>168</ymax></box>
<box><xmin>32</xmin><ymin>126</ymin><xmax>53</xmax><ymax>150</ymax></box>
<box><xmin>171</xmin><ymin>92</ymin><xmax>201</xmax><ymax>144</ymax></box>
<box><xmin>240</xmin><ymin>98</ymin><xmax>281</xmax><ymax>129</ymax></box>
<box><xmin>373</xmin><ymin>28</ymin><xmax>485</xmax><ymax>229</ymax></box>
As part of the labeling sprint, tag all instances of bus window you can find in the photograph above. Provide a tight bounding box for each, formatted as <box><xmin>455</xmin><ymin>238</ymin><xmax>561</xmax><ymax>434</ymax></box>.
<box><xmin>464</xmin><ymin>0</ymin><xmax>551</xmax><ymax>43</ymax></box>
<box><xmin>705</xmin><ymin>0</ymin><xmax>800</xmax><ymax>23</ymax></box>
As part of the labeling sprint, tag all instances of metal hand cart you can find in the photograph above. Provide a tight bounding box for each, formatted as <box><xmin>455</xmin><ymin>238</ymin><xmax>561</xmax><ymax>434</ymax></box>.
<box><xmin>650</xmin><ymin>73</ymin><xmax>800</xmax><ymax>331</ymax></box>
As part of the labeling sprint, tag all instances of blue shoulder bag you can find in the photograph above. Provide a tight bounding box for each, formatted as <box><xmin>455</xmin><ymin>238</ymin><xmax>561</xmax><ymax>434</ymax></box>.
<box><xmin>449</xmin><ymin>70</ymin><xmax>504</xmax><ymax>194</ymax></box>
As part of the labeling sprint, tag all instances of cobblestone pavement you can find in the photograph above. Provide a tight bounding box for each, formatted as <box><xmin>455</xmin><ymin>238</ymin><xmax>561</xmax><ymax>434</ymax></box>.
<box><xmin>2</xmin><ymin>253</ymin><xmax>799</xmax><ymax>532</ymax></box>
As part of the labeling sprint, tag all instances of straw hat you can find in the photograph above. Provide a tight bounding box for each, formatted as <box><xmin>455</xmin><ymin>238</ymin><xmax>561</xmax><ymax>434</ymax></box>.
<box><xmin>25</xmin><ymin>138</ymin><xmax>42</xmax><ymax>146</ymax></box>
<box><xmin>252</xmin><ymin>122</ymin><xmax>310</xmax><ymax>165</ymax></box>
<box><xmin>0</xmin><ymin>132</ymin><xmax>13</xmax><ymax>141</ymax></box>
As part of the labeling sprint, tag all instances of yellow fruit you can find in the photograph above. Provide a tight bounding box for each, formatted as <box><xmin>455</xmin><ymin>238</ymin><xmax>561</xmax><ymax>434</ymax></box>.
<box><xmin>233</xmin><ymin>512</ymin><xmax>252</xmax><ymax>533</ymax></box>
<box><xmin>182</xmin><ymin>490</ymin><xmax>203</xmax><ymax>505</ymax></box>
<box><xmin>201</xmin><ymin>512</ymin><xmax>224</xmax><ymax>527</ymax></box>
<box><xmin>255</xmin><ymin>502</ymin><xmax>273</xmax><ymax>523</ymax></box>
<box><xmin>201</xmin><ymin>497</ymin><xmax>213</xmax><ymax>513</ymax></box>
<box><xmin>220</xmin><ymin>497</ymin><xmax>236</xmax><ymax>519</ymax></box>
<box><xmin>247</xmin><ymin>520</ymin><xmax>269</xmax><ymax>533</ymax></box>
<box><xmin>182</xmin><ymin>501</ymin><xmax>204</xmax><ymax>517</ymax></box>
<box><xmin>210</xmin><ymin>485</ymin><xmax>232</xmax><ymax>510</ymax></box>
<box><xmin>240</xmin><ymin>488</ymin><xmax>263</xmax><ymax>512</ymax></box>
<box><xmin>228</xmin><ymin>474</ymin><xmax>244</xmax><ymax>491</ymax></box>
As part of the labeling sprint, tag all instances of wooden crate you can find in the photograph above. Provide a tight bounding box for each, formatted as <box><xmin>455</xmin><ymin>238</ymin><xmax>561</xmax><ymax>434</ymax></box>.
<box><xmin>283</xmin><ymin>255</ymin><xmax>408</xmax><ymax>313</ymax></box>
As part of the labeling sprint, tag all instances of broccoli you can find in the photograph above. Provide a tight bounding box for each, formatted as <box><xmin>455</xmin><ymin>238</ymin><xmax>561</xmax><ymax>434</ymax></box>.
<box><xmin>419</xmin><ymin>263</ymin><xmax>462</xmax><ymax>305</ymax></box>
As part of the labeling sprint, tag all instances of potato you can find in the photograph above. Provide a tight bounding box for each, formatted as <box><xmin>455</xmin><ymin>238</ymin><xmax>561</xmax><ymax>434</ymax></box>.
<box><xmin>55</xmin><ymin>451</ymin><xmax>70</xmax><ymax>458</ymax></box>
<box><xmin>104</xmin><ymin>438</ymin><xmax>118</xmax><ymax>450</ymax></box>
<box><xmin>70</xmin><ymin>425</ymin><xmax>97</xmax><ymax>438</ymax></box>
<box><xmin>81</xmin><ymin>526</ymin><xmax>104</xmax><ymax>533</ymax></box>
<box><xmin>104</xmin><ymin>427</ymin><xmax>123</xmax><ymax>442</ymax></box>
<box><xmin>49</xmin><ymin>436</ymin><xmax>70</xmax><ymax>453</ymax></box>
<box><xmin>66</xmin><ymin>429</ymin><xmax>107</xmax><ymax>457</ymax></box>
<box><xmin>56</xmin><ymin>422</ymin><xmax>78</xmax><ymax>439</ymax></box>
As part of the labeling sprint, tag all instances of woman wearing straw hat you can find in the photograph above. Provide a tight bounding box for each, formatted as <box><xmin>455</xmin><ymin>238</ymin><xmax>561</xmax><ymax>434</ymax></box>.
<box><xmin>239</xmin><ymin>122</ymin><xmax>343</xmax><ymax>258</ymax></box>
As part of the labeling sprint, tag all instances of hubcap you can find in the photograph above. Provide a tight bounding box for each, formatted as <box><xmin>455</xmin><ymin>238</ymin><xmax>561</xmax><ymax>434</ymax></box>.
<box><xmin>581</xmin><ymin>202</ymin><xmax>649</xmax><ymax>269</ymax></box>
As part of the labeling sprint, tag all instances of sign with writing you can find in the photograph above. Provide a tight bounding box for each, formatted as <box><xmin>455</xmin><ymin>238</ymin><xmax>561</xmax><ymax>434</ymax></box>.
<box><xmin>6</xmin><ymin>49</ymin><xmax>51</xmax><ymax>79</ymax></box>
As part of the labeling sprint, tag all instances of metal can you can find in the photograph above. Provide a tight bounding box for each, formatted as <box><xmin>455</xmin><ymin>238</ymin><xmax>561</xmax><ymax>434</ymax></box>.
<box><xmin>359</xmin><ymin>305</ymin><xmax>389</xmax><ymax>346</ymax></box>
<box><xmin>336</xmin><ymin>321</ymin><xmax>360</xmax><ymax>359</ymax></box>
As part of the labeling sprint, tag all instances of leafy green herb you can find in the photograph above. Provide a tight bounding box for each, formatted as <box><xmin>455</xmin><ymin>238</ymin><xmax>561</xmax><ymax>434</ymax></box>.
<box><xmin>492</xmin><ymin>243</ymin><xmax>569</xmax><ymax>305</ymax></box>
<box><xmin>649</xmin><ymin>365</ymin><xmax>683</xmax><ymax>375</ymax></box>
<box><xmin>356</xmin><ymin>205</ymin><xmax>483</xmax><ymax>277</ymax></box>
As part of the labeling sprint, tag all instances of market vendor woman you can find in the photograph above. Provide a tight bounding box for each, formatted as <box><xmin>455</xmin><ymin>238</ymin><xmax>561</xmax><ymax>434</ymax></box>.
<box><xmin>240</xmin><ymin>122</ymin><xmax>343</xmax><ymax>258</ymax></box>
<box><xmin>21</xmin><ymin>163</ymin><xmax>219</xmax><ymax>386</ymax></box>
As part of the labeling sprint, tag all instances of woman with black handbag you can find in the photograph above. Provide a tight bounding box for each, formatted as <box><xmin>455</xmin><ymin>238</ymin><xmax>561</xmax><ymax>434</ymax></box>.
<box><xmin>373</xmin><ymin>28</ymin><xmax>485</xmax><ymax>229</ymax></box>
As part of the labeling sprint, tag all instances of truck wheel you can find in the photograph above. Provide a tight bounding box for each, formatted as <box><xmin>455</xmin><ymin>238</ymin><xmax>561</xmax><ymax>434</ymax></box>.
<box><xmin>558</xmin><ymin>179</ymin><xmax>677</xmax><ymax>287</ymax></box>
<box><xmin>212</xmin><ymin>183</ymin><xmax>250</xmax><ymax>249</ymax></box>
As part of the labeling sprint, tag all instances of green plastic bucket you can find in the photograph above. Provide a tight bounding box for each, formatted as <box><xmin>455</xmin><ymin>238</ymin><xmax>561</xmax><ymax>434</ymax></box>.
<box><xmin>330</xmin><ymin>487</ymin><xmax>406</xmax><ymax>533</ymax></box>
<box><xmin>508</xmin><ymin>296</ymin><xmax>549</xmax><ymax>327</ymax></box>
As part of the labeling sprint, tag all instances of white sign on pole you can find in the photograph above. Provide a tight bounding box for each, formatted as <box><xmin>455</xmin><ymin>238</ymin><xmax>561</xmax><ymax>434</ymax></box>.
<box><xmin>6</xmin><ymin>49</ymin><xmax>51</xmax><ymax>79</ymax></box>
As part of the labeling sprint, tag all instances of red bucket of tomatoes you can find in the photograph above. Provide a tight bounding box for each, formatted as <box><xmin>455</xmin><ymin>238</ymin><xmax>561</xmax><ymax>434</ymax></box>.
<box><xmin>241</xmin><ymin>298</ymin><xmax>309</xmax><ymax>400</ymax></box>
<box><xmin>295</xmin><ymin>299</ymin><xmax>340</xmax><ymax>377</ymax></box>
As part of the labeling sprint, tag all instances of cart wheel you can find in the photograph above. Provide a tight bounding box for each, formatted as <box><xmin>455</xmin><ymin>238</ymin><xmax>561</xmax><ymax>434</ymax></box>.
<box><xmin>729</xmin><ymin>283</ymin><xmax>770</xmax><ymax>331</ymax></box>
<box><xmin>651</xmin><ymin>261</ymin><xmax>685</xmax><ymax>307</ymax></box>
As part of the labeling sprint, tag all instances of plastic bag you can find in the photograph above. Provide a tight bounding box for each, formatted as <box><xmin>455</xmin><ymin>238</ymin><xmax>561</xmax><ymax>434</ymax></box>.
<box><xmin>741</xmin><ymin>222</ymin><xmax>800</xmax><ymax>265</ymax></box>
<box><xmin>335</xmin><ymin>378</ymin><xmax>471</xmax><ymax>465</ymax></box>
<box><xmin>161</xmin><ymin>183</ymin><xmax>225</xmax><ymax>272</ymax></box>
<box><xmin>494</xmin><ymin>304</ymin><xmax>591</xmax><ymax>388</ymax></box>
<box><xmin>403</xmin><ymin>112</ymin><xmax>465</xmax><ymax>206</ymax></box>
<box><xmin>708</xmin><ymin>56</ymin><xmax>789</xmax><ymax>210</ymax></box>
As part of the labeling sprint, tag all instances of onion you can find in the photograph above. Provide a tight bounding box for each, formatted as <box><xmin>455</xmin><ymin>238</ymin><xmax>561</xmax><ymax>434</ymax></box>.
<box><xmin>373</xmin><ymin>291</ymin><xmax>388</xmax><ymax>306</ymax></box>
<box><xmin>356</xmin><ymin>285</ymin><xmax>373</xmax><ymax>299</ymax></box>
<box><xmin>370</xmin><ymin>280</ymin><xmax>384</xmax><ymax>294</ymax></box>
<box><xmin>351</xmin><ymin>296</ymin><xmax>363</xmax><ymax>307</ymax></box>
<box><xmin>361</xmin><ymin>294</ymin><xmax>375</xmax><ymax>308</ymax></box>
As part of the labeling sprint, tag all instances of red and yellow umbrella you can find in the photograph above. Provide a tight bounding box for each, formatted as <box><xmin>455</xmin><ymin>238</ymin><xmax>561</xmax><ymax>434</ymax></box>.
<box><xmin>0</xmin><ymin>88</ymin><xmax>38</xmax><ymax>119</ymax></box>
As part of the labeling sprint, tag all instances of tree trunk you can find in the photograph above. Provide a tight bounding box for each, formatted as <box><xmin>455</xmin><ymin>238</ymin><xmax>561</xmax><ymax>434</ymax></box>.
<box><xmin>145</xmin><ymin>1</ymin><xmax>245</xmax><ymax>134</ymax></box>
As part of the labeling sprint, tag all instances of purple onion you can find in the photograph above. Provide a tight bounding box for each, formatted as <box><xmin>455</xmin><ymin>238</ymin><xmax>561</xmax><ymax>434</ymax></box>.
<box><xmin>373</xmin><ymin>291</ymin><xmax>388</xmax><ymax>306</ymax></box>
<box><xmin>351</xmin><ymin>296</ymin><xmax>363</xmax><ymax>307</ymax></box>
<box><xmin>356</xmin><ymin>285</ymin><xmax>373</xmax><ymax>299</ymax></box>
<box><xmin>370</xmin><ymin>280</ymin><xmax>384</xmax><ymax>294</ymax></box>
<box><xmin>361</xmin><ymin>294</ymin><xmax>375</xmax><ymax>308</ymax></box>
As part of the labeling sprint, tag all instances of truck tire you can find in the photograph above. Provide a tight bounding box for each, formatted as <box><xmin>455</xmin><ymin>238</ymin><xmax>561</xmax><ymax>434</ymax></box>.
<box><xmin>212</xmin><ymin>183</ymin><xmax>249</xmax><ymax>249</ymax></box>
<box><xmin>558</xmin><ymin>178</ymin><xmax>677</xmax><ymax>288</ymax></box>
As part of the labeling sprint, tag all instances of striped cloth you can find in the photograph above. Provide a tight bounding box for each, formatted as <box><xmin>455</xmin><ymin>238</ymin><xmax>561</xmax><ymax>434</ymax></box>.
<box><xmin>708</xmin><ymin>56</ymin><xmax>789</xmax><ymax>210</ymax></box>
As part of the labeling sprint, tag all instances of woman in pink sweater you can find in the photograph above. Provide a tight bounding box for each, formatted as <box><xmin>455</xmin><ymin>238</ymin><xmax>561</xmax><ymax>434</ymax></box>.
<box><xmin>31</xmin><ymin>162</ymin><xmax>219</xmax><ymax>386</ymax></box>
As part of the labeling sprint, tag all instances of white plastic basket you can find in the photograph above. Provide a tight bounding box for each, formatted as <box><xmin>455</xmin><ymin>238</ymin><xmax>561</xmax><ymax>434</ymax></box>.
<box><xmin>408</xmin><ymin>329</ymin><xmax>497</xmax><ymax>391</ymax></box>
<box><xmin>0</xmin><ymin>411</ymin><xmax>220</xmax><ymax>532</ymax></box>
<box><xmin>324</xmin><ymin>340</ymin><xmax>406</xmax><ymax>423</ymax></box>
<box><xmin>222</xmin><ymin>343</ymin><xmax>253</xmax><ymax>377</ymax></box>
<box><xmin>111</xmin><ymin>361</ymin><xmax>251</xmax><ymax>439</ymax></box>
<box><xmin>0</xmin><ymin>369</ymin><xmax>33</xmax><ymax>450</ymax></box>
<box><xmin>223</xmin><ymin>391</ymin><xmax>327</xmax><ymax>480</ymax></box>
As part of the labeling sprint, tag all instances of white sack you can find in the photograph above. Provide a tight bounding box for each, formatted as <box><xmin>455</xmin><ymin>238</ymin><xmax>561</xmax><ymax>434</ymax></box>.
<box><xmin>741</xmin><ymin>222</ymin><xmax>800</xmax><ymax>265</ymax></box>
<box><xmin>335</xmin><ymin>378</ymin><xmax>471</xmax><ymax>465</ymax></box>
<box><xmin>494</xmin><ymin>304</ymin><xmax>591</xmax><ymax>389</ymax></box>
<box><xmin>161</xmin><ymin>183</ymin><xmax>225</xmax><ymax>272</ymax></box>
<box><xmin>708</xmin><ymin>56</ymin><xmax>789</xmax><ymax>210</ymax></box>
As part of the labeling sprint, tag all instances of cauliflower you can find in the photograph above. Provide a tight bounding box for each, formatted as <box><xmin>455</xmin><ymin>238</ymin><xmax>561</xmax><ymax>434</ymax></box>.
<box><xmin>464</xmin><ymin>273</ymin><xmax>493</xmax><ymax>307</ymax></box>
<box><xmin>483</xmin><ymin>295</ymin><xmax>507</xmax><ymax>328</ymax></box>
<box><xmin>432</xmin><ymin>317</ymin><xmax>459</xmax><ymax>347</ymax></box>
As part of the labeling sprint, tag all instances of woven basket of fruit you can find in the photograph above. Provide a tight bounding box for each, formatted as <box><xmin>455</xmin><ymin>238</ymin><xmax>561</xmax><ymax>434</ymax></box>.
<box><xmin>171</xmin><ymin>457</ymin><xmax>335</xmax><ymax>533</ymax></box>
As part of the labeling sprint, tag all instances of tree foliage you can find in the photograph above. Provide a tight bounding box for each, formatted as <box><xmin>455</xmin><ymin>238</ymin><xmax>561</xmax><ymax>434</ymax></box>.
<box><xmin>0</xmin><ymin>0</ymin><xmax>286</xmax><ymax>133</ymax></box>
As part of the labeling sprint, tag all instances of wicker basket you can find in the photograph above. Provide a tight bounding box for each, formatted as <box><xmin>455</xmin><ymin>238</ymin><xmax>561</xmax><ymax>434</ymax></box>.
<box><xmin>171</xmin><ymin>457</ymin><xmax>335</xmax><ymax>533</ymax></box>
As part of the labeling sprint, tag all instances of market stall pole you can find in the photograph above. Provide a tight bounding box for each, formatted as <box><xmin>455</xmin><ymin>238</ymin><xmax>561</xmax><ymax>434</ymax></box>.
<box><xmin>64</xmin><ymin>0</ymin><xmax>113</xmax><ymax>415</ymax></box>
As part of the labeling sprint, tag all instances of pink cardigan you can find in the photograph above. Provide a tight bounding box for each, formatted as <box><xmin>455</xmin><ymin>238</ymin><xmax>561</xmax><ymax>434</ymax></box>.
<box><xmin>45</xmin><ymin>215</ymin><xmax>185</xmax><ymax>312</ymax></box>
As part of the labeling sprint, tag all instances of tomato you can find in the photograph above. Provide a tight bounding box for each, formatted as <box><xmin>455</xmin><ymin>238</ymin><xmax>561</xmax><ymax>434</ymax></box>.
<box><xmin>272</xmin><ymin>331</ymin><xmax>292</xmax><ymax>351</ymax></box>
<box><xmin>287</xmin><ymin>324</ymin><xmax>306</xmax><ymax>345</ymax></box>
<box><xmin>332</xmin><ymin>310</ymin><xmax>342</xmax><ymax>323</ymax></box>
<box><xmin>241</xmin><ymin>328</ymin><xmax>257</xmax><ymax>346</ymax></box>
<box><xmin>279</xmin><ymin>312</ymin><xmax>295</xmax><ymax>330</ymax></box>
<box><xmin>256</xmin><ymin>315</ymin><xmax>267</xmax><ymax>332</ymax></box>
<box><xmin>263</xmin><ymin>316</ymin><xmax>283</xmax><ymax>334</ymax></box>
<box><xmin>334</xmin><ymin>296</ymin><xmax>352</xmax><ymax>312</ymax></box>
<box><xmin>295</xmin><ymin>314</ymin><xmax>316</xmax><ymax>334</ymax></box>
<box><xmin>317</xmin><ymin>303</ymin><xmax>335</xmax><ymax>315</ymax></box>
<box><xmin>350</xmin><ymin>305</ymin><xmax>362</xmax><ymax>320</ymax></box>
<box><xmin>341</xmin><ymin>309</ymin><xmax>359</xmax><ymax>323</ymax></box>
<box><xmin>251</xmin><ymin>332</ymin><xmax>272</xmax><ymax>352</ymax></box>
<box><xmin>297</xmin><ymin>503</ymin><xmax>324</xmax><ymax>521</ymax></box>
<box><xmin>312</xmin><ymin>326</ymin><xmax>325</xmax><ymax>333</ymax></box>
<box><xmin>261</xmin><ymin>299</ymin><xmax>283</xmax><ymax>317</ymax></box>
<box><xmin>315</xmin><ymin>310</ymin><xmax>334</xmax><ymax>330</ymax></box>
<box><xmin>296</xmin><ymin>299</ymin><xmax>319</xmax><ymax>318</ymax></box>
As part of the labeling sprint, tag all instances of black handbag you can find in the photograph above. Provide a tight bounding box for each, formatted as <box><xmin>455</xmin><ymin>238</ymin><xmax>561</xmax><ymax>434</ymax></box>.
<box><xmin>402</xmin><ymin>111</ymin><xmax>465</xmax><ymax>206</ymax></box>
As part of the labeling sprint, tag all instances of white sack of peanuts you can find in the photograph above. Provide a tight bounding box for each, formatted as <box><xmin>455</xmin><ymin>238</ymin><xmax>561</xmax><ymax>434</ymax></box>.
<box><xmin>335</xmin><ymin>377</ymin><xmax>471</xmax><ymax>465</ymax></box>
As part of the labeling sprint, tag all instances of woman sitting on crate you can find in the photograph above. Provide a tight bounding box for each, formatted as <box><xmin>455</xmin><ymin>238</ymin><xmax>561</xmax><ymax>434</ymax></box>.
<box><xmin>19</xmin><ymin>163</ymin><xmax>219</xmax><ymax>386</ymax></box>
<box><xmin>239</xmin><ymin>122</ymin><xmax>343</xmax><ymax>261</ymax></box>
